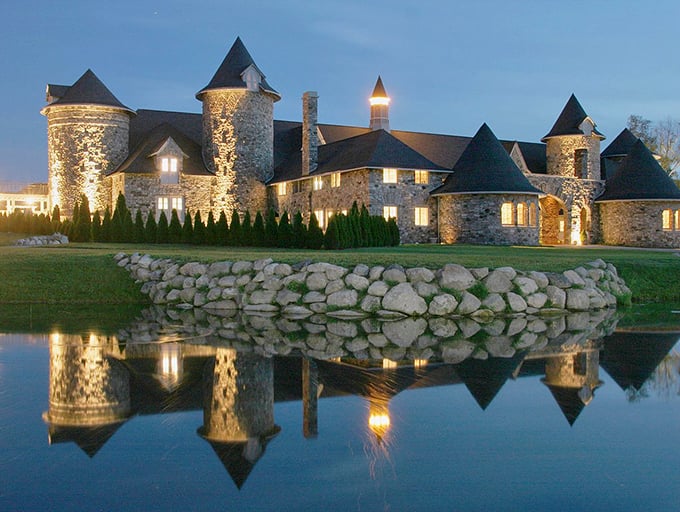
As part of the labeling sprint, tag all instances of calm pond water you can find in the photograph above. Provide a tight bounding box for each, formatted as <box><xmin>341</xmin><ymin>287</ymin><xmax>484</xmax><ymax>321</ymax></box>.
<box><xmin>1</xmin><ymin>305</ymin><xmax>679</xmax><ymax>511</ymax></box>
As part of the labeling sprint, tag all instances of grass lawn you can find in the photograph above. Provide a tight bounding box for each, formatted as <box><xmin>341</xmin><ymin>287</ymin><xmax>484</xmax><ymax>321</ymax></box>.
<box><xmin>0</xmin><ymin>236</ymin><xmax>678</xmax><ymax>305</ymax></box>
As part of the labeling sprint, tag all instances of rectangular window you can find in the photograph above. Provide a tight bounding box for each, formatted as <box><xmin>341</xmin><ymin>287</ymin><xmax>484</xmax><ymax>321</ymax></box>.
<box><xmin>171</xmin><ymin>197</ymin><xmax>182</xmax><ymax>211</ymax></box>
<box><xmin>501</xmin><ymin>202</ymin><xmax>514</xmax><ymax>226</ymax></box>
<box><xmin>662</xmin><ymin>209</ymin><xmax>673</xmax><ymax>230</ymax></box>
<box><xmin>158</xmin><ymin>197</ymin><xmax>168</xmax><ymax>211</ymax></box>
<box><xmin>414</xmin><ymin>207</ymin><xmax>429</xmax><ymax>226</ymax></box>
<box><xmin>383</xmin><ymin>168</ymin><xmax>398</xmax><ymax>183</ymax></box>
<box><xmin>157</xmin><ymin>196</ymin><xmax>184</xmax><ymax>220</ymax></box>
<box><xmin>529</xmin><ymin>203</ymin><xmax>537</xmax><ymax>227</ymax></box>
<box><xmin>516</xmin><ymin>202</ymin><xmax>527</xmax><ymax>226</ymax></box>
<box><xmin>314</xmin><ymin>209</ymin><xmax>325</xmax><ymax>229</ymax></box>
<box><xmin>313</xmin><ymin>176</ymin><xmax>323</xmax><ymax>191</ymax></box>
<box><xmin>277</xmin><ymin>182</ymin><xmax>287</xmax><ymax>196</ymax></box>
<box><xmin>170</xmin><ymin>158</ymin><xmax>177</xmax><ymax>173</ymax></box>
<box><xmin>161</xmin><ymin>157</ymin><xmax>178</xmax><ymax>173</ymax></box>
<box><xmin>383</xmin><ymin>205</ymin><xmax>397</xmax><ymax>221</ymax></box>
<box><xmin>574</xmin><ymin>149</ymin><xmax>588</xmax><ymax>179</ymax></box>
<box><xmin>292</xmin><ymin>181</ymin><xmax>303</xmax><ymax>194</ymax></box>
<box><xmin>675</xmin><ymin>210</ymin><xmax>680</xmax><ymax>231</ymax></box>
<box><xmin>414</xmin><ymin>170</ymin><xmax>429</xmax><ymax>185</ymax></box>
<box><xmin>331</xmin><ymin>172</ymin><xmax>341</xmax><ymax>188</ymax></box>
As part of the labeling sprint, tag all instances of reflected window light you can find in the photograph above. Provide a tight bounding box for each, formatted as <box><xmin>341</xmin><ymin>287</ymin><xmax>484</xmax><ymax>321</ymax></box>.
<box><xmin>413</xmin><ymin>359</ymin><xmax>428</xmax><ymax>369</ymax></box>
<box><xmin>382</xmin><ymin>359</ymin><xmax>398</xmax><ymax>369</ymax></box>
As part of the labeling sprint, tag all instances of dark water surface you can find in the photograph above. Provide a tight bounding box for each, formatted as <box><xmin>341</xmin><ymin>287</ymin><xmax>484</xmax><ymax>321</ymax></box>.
<box><xmin>1</xmin><ymin>306</ymin><xmax>679</xmax><ymax>511</ymax></box>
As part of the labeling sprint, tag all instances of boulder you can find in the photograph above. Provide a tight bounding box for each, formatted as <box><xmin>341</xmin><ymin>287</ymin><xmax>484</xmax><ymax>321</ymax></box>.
<box><xmin>484</xmin><ymin>270</ymin><xmax>513</xmax><ymax>293</ymax></box>
<box><xmin>382</xmin><ymin>283</ymin><xmax>427</xmax><ymax>315</ymax></box>
<box><xmin>428</xmin><ymin>294</ymin><xmax>458</xmax><ymax>316</ymax></box>
<box><xmin>439</xmin><ymin>264</ymin><xmax>475</xmax><ymax>290</ymax></box>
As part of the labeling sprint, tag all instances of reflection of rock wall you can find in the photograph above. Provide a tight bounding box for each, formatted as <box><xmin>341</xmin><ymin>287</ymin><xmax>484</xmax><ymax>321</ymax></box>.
<box><xmin>44</xmin><ymin>333</ymin><xmax>130</xmax><ymax>426</ymax></box>
<box><xmin>116</xmin><ymin>306</ymin><xmax>619</xmax><ymax>364</ymax></box>
<box><xmin>118</xmin><ymin>253</ymin><xmax>630</xmax><ymax>318</ymax></box>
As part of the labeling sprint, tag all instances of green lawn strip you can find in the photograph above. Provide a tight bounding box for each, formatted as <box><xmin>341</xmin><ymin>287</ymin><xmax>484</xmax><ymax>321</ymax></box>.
<box><xmin>0</xmin><ymin>243</ymin><xmax>678</xmax><ymax>304</ymax></box>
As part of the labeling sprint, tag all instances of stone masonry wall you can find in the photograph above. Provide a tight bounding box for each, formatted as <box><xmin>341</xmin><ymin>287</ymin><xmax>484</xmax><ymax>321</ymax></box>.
<box><xmin>201</xmin><ymin>90</ymin><xmax>273</xmax><ymax>217</ymax></box>
<box><xmin>438</xmin><ymin>194</ymin><xmax>540</xmax><ymax>245</ymax></box>
<box><xmin>45</xmin><ymin>105</ymin><xmax>130</xmax><ymax>217</ymax></box>
<box><xmin>119</xmin><ymin>253</ymin><xmax>629</xmax><ymax>321</ymax></box>
<box><xmin>545</xmin><ymin>135</ymin><xmax>601</xmax><ymax>180</ymax></box>
<box><xmin>599</xmin><ymin>200</ymin><xmax>680</xmax><ymax>248</ymax></box>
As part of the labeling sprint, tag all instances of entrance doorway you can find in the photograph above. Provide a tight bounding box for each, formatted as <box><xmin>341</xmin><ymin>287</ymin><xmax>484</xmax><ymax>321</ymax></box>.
<box><xmin>539</xmin><ymin>195</ymin><xmax>567</xmax><ymax>245</ymax></box>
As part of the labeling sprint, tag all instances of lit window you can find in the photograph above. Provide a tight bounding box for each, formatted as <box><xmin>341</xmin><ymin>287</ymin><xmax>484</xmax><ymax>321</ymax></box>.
<box><xmin>662</xmin><ymin>209</ymin><xmax>673</xmax><ymax>230</ymax></box>
<box><xmin>383</xmin><ymin>205</ymin><xmax>397</xmax><ymax>220</ymax></box>
<box><xmin>414</xmin><ymin>170</ymin><xmax>429</xmax><ymax>185</ymax></box>
<box><xmin>157</xmin><ymin>196</ymin><xmax>184</xmax><ymax>220</ymax></box>
<box><xmin>331</xmin><ymin>172</ymin><xmax>341</xmax><ymax>188</ymax></box>
<box><xmin>313</xmin><ymin>176</ymin><xmax>323</xmax><ymax>191</ymax></box>
<box><xmin>516</xmin><ymin>202</ymin><xmax>527</xmax><ymax>226</ymax></box>
<box><xmin>675</xmin><ymin>210</ymin><xmax>680</xmax><ymax>231</ymax></box>
<box><xmin>314</xmin><ymin>209</ymin><xmax>325</xmax><ymax>229</ymax></box>
<box><xmin>341</xmin><ymin>209</ymin><xmax>348</xmax><ymax>215</ymax></box>
<box><xmin>161</xmin><ymin>157</ymin><xmax>178</xmax><ymax>173</ymax></box>
<box><xmin>414</xmin><ymin>207</ymin><xmax>429</xmax><ymax>226</ymax></box>
<box><xmin>383</xmin><ymin>168</ymin><xmax>398</xmax><ymax>183</ymax></box>
<box><xmin>529</xmin><ymin>203</ymin><xmax>537</xmax><ymax>227</ymax></box>
<box><xmin>501</xmin><ymin>202</ymin><xmax>514</xmax><ymax>226</ymax></box>
<box><xmin>171</xmin><ymin>197</ymin><xmax>183</xmax><ymax>211</ymax></box>
<box><xmin>277</xmin><ymin>182</ymin><xmax>287</xmax><ymax>196</ymax></box>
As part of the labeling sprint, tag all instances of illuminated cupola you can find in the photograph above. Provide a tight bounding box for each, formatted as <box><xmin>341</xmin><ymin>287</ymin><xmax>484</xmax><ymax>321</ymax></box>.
<box><xmin>369</xmin><ymin>76</ymin><xmax>390</xmax><ymax>132</ymax></box>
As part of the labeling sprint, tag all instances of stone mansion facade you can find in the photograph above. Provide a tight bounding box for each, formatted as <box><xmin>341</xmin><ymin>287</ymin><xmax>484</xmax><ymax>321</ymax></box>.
<box><xmin>40</xmin><ymin>37</ymin><xmax>680</xmax><ymax>248</ymax></box>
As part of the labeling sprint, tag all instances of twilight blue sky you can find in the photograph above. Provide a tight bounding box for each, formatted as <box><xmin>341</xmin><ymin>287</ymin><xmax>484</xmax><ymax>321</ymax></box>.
<box><xmin>2</xmin><ymin>0</ymin><xmax>680</xmax><ymax>183</ymax></box>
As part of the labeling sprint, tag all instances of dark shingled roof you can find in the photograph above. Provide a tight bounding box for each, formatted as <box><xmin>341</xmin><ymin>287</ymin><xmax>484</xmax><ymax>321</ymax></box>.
<box><xmin>131</xmin><ymin>109</ymin><xmax>203</xmax><ymax>146</ymax></box>
<box><xmin>430</xmin><ymin>123</ymin><xmax>542</xmax><ymax>195</ymax></box>
<box><xmin>46</xmin><ymin>69</ymin><xmax>134</xmax><ymax>113</ymax></box>
<box><xmin>110</xmin><ymin>122</ymin><xmax>211</xmax><ymax>176</ymax></box>
<box><xmin>544</xmin><ymin>384</ymin><xmax>590</xmax><ymax>426</ymax></box>
<box><xmin>271</xmin><ymin>128</ymin><xmax>446</xmax><ymax>183</ymax></box>
<box><xmin>196</xmin><ymin>37</ymin><xmax>279</xmax><ymax>100</ymax></box>
<box><xmin>542</xmin><ymin>94</ymin><xmax>603</xmax><ymax>141</ymax></box>
<box><xmin>596</xmin><ymin>139</ymin><xmax>680</xmax><ymax>201</ymax></box>
<box><xmin>601</xmin><ymin>128</ymin><xmax>638</xmax><ymax>158</ymax></box>
<box><xmin>371</xmin><ymin>76</ymin><xmax>388</xmax><ymax>98</ymax></box>
<box><xmin>455</xmin><ymin>352</ymin><xmax>526</xmax><ymax>410</ymax></box>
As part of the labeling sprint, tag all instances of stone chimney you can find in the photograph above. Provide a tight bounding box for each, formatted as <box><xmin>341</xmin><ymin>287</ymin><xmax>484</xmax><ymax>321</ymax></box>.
<box><xmin>302</xmin><ymin>91</ymin><xmax>319</xmax><ymax>176</ymax></box>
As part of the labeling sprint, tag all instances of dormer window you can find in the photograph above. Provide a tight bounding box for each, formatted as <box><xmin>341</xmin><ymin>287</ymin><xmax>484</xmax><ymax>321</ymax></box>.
<box><xmin>153</xmin><ymin>137</ymin><xmax>185</xmax><ymax>185</ymax></box>
<box><xmin>161</xmin><ymin>157</ymin><xmax>178</xmax><ymax>173</ymax></box>
<box><xmin>241</xmin><ymin>64</ymin><xmax>262</xmax><ymax>92</ymax></box>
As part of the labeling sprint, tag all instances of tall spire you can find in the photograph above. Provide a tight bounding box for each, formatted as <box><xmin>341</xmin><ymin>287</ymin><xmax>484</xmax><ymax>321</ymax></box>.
<box><xmin>369</xmin><ymin>76</ymin><xmax>390</xmax><ymax>132</ymax></box>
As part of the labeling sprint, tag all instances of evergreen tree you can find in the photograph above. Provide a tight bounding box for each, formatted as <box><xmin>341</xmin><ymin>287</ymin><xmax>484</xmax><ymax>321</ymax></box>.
<box><xmin>133</xmin><ymin>209</ymin><xmax>146</xmax><ymax>243</ymax></box>
<box><xmin>101</xmin><ymin>208</ymin><xmax>112</xmax><ymax>242</ymax></box>
<box><xmin>360</xmin><ymin>204</ymin><xmax>373</xmax><ymax>247</ymax></box>
<box><xmin>216</xmin><ymin>210</ymin><xmax>229</xmax><ymax>246</ymax></box>
<box><xmin>181</xmin><ymin>210</ymin><xmax>194</xmax><ymax>244</ymax></box>
<box><xmin>70</xmin><ymin>200</ymin><xmax>81</xmax><ymax>241</ymax></box>
<box><xmin>324</xmin><ymin>214</ymin><xmax>340</xmax><ymax>250</ymax></box>
<box><xmin>241</xmin><ymin>211</ymin><xmax>253</xmax><ymax>246</ymax></box>
<box><xmin>145</xmin><ymin>211</ymin><xmax>158</xmax><ymax>244</ymax></box>
<box><xmin>192</xmin><ymin>210</ymin><xmax>206</xmax><ymax>245</ymax></box>
<box><xmin>277</xmin><ymin>211</ymin><xmax>293</xmax><ymax>248</ymax></box>
<box><xmin>168</xmin><ymin>209</ymin><xmax>182</xmax><ymax>243</ymax></box>
<box><xmin>91</xmin><ymin>210</ymin><xmax>102</xmax><ymax>242</ymax></box>
<box><xmin>306</xmin><ymin>212</ymin><xmax>324</xmax><ymax>249</ymax></box>
<box><xmin>387</xmin><ymin>217</ymin><xmax>400</xmax><ymax>246</ymax></box>
<box><xmin>205</xmin><ymin>211</ymin><xmax>217</xmax><ymax>245</ymax></box>
<box><xmin>157</xmin><ymin>211</ymin><xmax>169</xmax><ymax>243</ymax></box>
<box><xmin>228</xmin><ymin>210</ymin><xmax>241</xmax><ymax>246</ymax></box>
<box><xmin>251</xmin><ymin>211</ymin><xmax>265</xmax><ymax>247</ymax></box>
<box><xmin>291</xmin><ymin>211</ymin><xmax>307</xmax><ymax>249</ymax></box>
<box><xmin>51</xmin><ymin>205</ymin><xmax>61</xmax><ymax>232</ymax></box>
<box><xmin>122</xmin><ymin>208</ymin><xmax>134</xmax><ymax>243</ymax></box>
<box><xmin>110</xmin><ymin>192</ymin><xmax>129</xmax><ymax>242</ymax></box>
<box><xmin>264</xmin><ymin>208</ymin><xmax>278</xmax><ymax>247</ymax></box>
<box><xmin>77</xmin><ymin>195</ymin><xmax>92</xmax><ymax>242</ymax></box>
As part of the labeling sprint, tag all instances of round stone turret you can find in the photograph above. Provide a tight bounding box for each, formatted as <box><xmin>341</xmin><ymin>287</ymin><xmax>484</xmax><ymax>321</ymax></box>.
<box><xmin>542</xmin><ymin>94</ymin><xmax>604</xmax><ymax>181</ymax></box>
<box><xmin>196</xmin><ymin>37</ymin><xmax>280</xmax><ymax>216</ymax></box>
<box><xmin>41</xmin><ymin>69</ymin><xmax>134</xmax><ymax>217</ymax></box>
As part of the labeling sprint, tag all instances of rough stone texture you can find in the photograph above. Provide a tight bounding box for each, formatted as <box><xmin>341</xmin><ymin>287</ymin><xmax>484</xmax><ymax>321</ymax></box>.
<box><xmin>566</xmin><ymin>289</ymin><xmax>590</xmax><ymax>310</ymax></box>
<box><xmin>367</xmin><ymin>280</ymin><xmax>390</xmax><ymax>297</ymax></box>
<box><xmin>345</xmin><ymin>273</ymin><xmax>370</xmax><ymax>291</ymax></box>
<box><xmin>428</xmin><ymin>294</ymin><xmax>458</xmax><ymax>316</ymax></box>
<box><xmin>506</xmin><ymin>292</ymin><xmax>527</xmax><ymax>312</ymax></box>
<box><xmin>482</xmin><ymin>293</ymin><xmax>506</xmax><ymax>313</ymax></box>
<box><xmin>382</xmin><ymin>283</ymin><xmax>427</xmax><ymax>315</ymax></box>
<box><xmin>484</xmin><ymin>270</ymin><xmax>513</xmax><ymax>293</ymax></box>
<box><xmin>327</xmin><ymin>289</ymin><xmax>358</xmax><ymax>308</ymax></box>
<box><xmin>546</xmin><ymin>285</ymin><xmax>567</xmax><ymax>309</ymax></box>
<box><xmin>599</xmin><ymin>200</ymin><xmax>680</xmax><ymax>248</ymax></box>
<box><xmin>457</xmin><ymin>292</ymin><xmax>482</xmax><ymax>315</ymax></box>
<box><xmin>45</xmin><ymin>105</ymin><xmax>131</xmax><ymax>216</ymax></box>
<box><xmin>439</xmin><ymin>264</ymin><xmax>475</xmax><ymax>291</ymax></box>
<box><xmin>438</xmin><ymin>193</ymin><xmax>540</xmax><ymax>245</ymax></box>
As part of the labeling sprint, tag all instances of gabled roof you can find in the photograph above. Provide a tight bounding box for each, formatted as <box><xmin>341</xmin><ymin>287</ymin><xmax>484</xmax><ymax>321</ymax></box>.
<box><xmin>271</xmin><ymin>128</ymin><xmax>447</xmax><ymax>183</ymax></box>
<box><xmin>44</xmin><ymin>69</ymin><xmax>134</xmax><ymax>113</ymax></box>
<box><xmin>601</xmin><ymin>128</ymin><xmax>638</xmax><ymax>158</ymax></box>
<box><xmin>371</xmin><ymin>76</ymin><xmax>388</xmax><ymax>98</ymax></box>
<box><xmin>110</xmin><ymin>122</ymin><xmax>211</xmax><ymax>176</ymax></box>
<box><xmin>430</xmin><ymin>123</ymin><xmax>542</xmax><ymax>195</ymax></box>
<box><xmin>596</xmin><ymin>139</ymin><xmax>680</xmax><ymax>201</ymax></box>
<box><xmin>542</xmin><ymin>94</ymin><xmax>603</xmax><ymax>141</ymax></box>
<box><xmin>196</xmin><ymin>37</ymin><xmax>279</xmax><ymax>100</ymax></box>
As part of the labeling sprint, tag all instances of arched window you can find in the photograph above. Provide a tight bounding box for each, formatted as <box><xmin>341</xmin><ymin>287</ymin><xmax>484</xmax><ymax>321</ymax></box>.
<box><xmin>662</xmin><ymin>209</ymin><xmax>673</xmax><ymax>230</ymax></box>
<box><xmin>528</xmin><ymin>203</ymin><xmax>537</xmax><ymax>227</ymax></box>
<box><xmin>501</xmin><ymin>202</ymin><xmax>514</xmax><ymax>226</ymax></box>
<box><xmin>675</xmin><ymin>210</ymin><xmax>680</xmax><ymax>231</ymax></box>
<box><xmin>516</xmin><ymin>202</ymin><xmax>527</xmax><ymax>226</ymax></box>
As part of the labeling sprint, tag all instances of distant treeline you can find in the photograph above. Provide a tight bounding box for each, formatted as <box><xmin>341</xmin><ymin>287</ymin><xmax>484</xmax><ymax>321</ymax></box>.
<box><xmin>0</xmin><ymin>193</ymin><xmax>399</xmax><ymax>249</ymax></box>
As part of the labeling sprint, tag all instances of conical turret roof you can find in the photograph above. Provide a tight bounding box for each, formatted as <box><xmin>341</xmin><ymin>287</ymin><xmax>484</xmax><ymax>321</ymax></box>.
<box><xmin>371</xmin><ymin>76</ymin><xmax>388</xmax><ymax>98</ymax></box>
<box><xmin>455</xmin><ymin>352</ymin><xmax>527</xmax><ymax>410</ymax></box>
<box><xmin>542</xmin><ymin>94</ymin><xmax>603</xmax><ymax>141</ymax></box>
<box><xmin>45</xmin><ymin>69</ymin><xmax>134</xmax><ymax>113</ymax></box>
<box><xmin>601</xmin><ymin>128</ymin><xmax>638</xmax><ymax>158</ymax></box>
<box><xmin>431</xmin><ymin>123</ymin><xmax>542</xmax><ymax>195</ymax></box>
<box><xmin>596</xmin><ymin>139</ymin><xmax>680</xmax><ymax>201</ymax></box>
<box><xmin>196</xmin><ymin>37</ymin><xmax>279</xmax><ymax>100</ymax></box>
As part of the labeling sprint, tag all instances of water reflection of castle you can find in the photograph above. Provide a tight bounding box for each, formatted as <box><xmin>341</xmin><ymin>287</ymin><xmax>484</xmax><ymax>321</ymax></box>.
<box><xmin>43</xmin><ymin>311</ymin><xmax>678</xmax><ymax>488</ymax></box>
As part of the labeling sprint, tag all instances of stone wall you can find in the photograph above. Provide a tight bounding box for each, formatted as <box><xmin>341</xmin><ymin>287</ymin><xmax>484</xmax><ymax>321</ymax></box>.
<box><xmin>598</xmin><ymin>200</ymin><xmax>680</xmax><ymax>248</ymax></box>
<box><xmin>438</xmin><ymin>193</ymin><xmax>540</xmax><ymax>245</ymax></box>
<box><xmin>118</xmin><ymin>253</ymin><xmax>629</xmax><ymax>321</ymax></box>
<box><xmin>545</xmin><ymin>135</ymin><xmax>601</xmax><ymax>180</ymax></box>
<box><xmin>44</xmin><ymin>105</ymin><xmax>131</xmax><ymax>217</ymax></box>
<box><xmin>201</xmin><ymin>89</ymin><xmax>273</xmax><ymax>216</ymax></box>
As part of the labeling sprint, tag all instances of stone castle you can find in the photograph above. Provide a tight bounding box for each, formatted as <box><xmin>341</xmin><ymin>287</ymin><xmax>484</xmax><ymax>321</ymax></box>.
<box><xmin>38</xmin><ymin>37</ymin><xmax>680</xmax><ymax>248</ymax></box>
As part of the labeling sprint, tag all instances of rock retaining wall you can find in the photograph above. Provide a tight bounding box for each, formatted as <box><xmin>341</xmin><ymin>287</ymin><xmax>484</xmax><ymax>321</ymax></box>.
<box><xmin>15</xmin><ymin>233</ymin><xmax>68</xmax><ymax>246</ymax></box>
<box><xmin>118</xmin><ymin>253</ymin><xmax>630</xmax><ymax>318</ymax></box>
